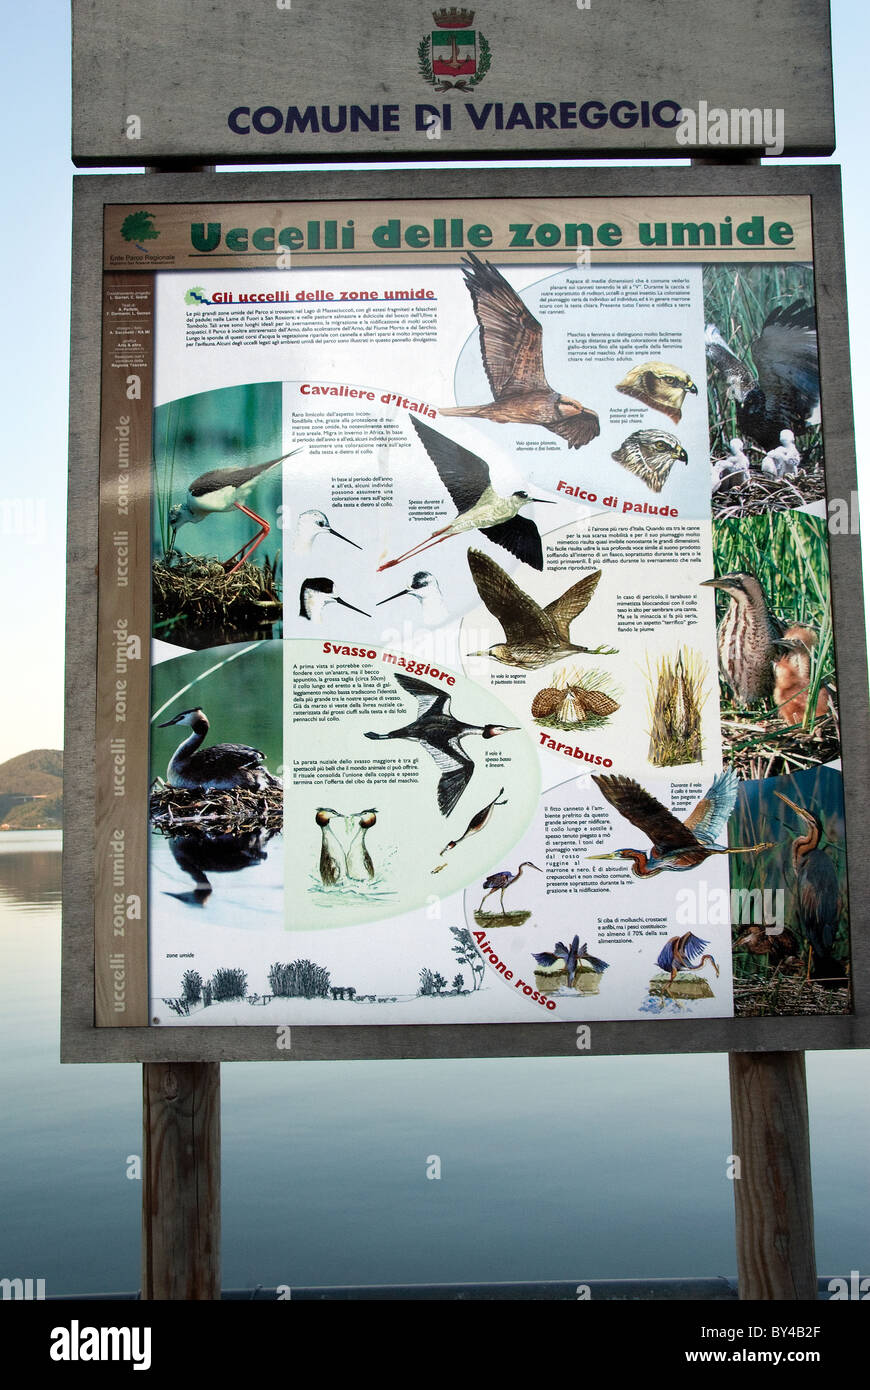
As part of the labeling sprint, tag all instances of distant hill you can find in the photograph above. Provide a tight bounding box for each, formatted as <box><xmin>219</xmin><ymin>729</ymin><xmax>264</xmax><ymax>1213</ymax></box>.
<box><xmin>0</xmin><ymin>749</ymin><xmax>63</xmax><ymax>828</ymax></box>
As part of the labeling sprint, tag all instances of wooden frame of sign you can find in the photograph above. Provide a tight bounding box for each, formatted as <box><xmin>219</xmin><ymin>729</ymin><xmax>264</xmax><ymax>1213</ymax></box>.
<box><xmin>62</xmin><ymin>164</ymin><xmax>868</xmax><ymax>1063</ymax></box>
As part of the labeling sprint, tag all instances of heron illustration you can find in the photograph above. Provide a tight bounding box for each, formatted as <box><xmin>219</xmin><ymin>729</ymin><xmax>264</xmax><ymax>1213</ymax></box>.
<box><xmin>589</xmin><ymin>770</ymin><xmax>773</xmax><ymax>876</ymax></box>
<box><xmin>656</xmin><ymin>933</ymin><xmax>719</xmax><ymax>997</ymax></box>
<box><xmin>378</xmin><ymin>417</ymin><xmax>556</xmax><ymax>572</ymax></box>
<box><xmin>774</xmin><ymin>790</ymin><xmax>846</xmax><ymax>986</ymax></box>
<box><xmin>477</xmin><ymin>860</ymin><xmax>541</xmax><ymax>914</ymax></box>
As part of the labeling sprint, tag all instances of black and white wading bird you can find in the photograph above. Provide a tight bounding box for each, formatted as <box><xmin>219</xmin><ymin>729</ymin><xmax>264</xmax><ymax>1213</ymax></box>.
<box><xmin>299</xmin><ymin>577</ymin><xmax>371</xmax><ymax>622</ymax></box>
<box><xmin>158</xmin><ymin>708</ymin><xmax>282</xmax><ymax>791</ymax></box>
<box><xmin>168</xmin><ymin>448</ymin><xmax>300</xmax><ymax>574</ymax></box>
<box><xmin>378</xmin><ymin>417</ymin><xmax>556</xmax><ymax>572</ymax></box>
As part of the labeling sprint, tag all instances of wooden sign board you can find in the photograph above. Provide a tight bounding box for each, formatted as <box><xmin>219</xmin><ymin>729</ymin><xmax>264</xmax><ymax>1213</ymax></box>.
<box><xmin>62</xmin><ymin>164</ymin><xmax>868</xmax><ymax>1063</ymax></box>
<box><xmin>71</xmin><ymin>0</ymin><xmax>835</xmax><ymax>164</ymax></box>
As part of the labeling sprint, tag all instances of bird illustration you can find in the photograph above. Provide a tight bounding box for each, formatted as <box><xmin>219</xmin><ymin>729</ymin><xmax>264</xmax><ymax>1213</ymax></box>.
<box><xmin>589</xmin><ymin>770</ymin><xmax>773</xmax><ymax>876</ymax></box>
<box><xmin>293</xmin><ymin>509</ymin><xmax>361</xmax><ymax>553</ymax></box>
<box><xmin>439</xmin><ymin>253</ymin><xmax>600</xmax><ymax>448</ymax></box>
<box><xmin>466</xmin><ymin>549</ymin><xmax>615</xmax><ymax>671</ymax></box>
<box><xmin>299</xmin><ymin>577</ymin><xmax>371</xmax><ymax>622</ymax></box>
<box><xmin>477</xmin><ymin>860</ymin><xmax>541</xmax><ymax>914</ymax></box>
<box><xmin>378</xmin><ymin>417</ymin><xmax>555</xmax><ymax>572</ymax></box>
<box><xmin>772</xmin><ymin>625</ymin><xmax>834</xmax><ymax>727</ymax></box>
<box><xmin>705</xmin><ymin>303</ymin><xmax>819</xmax><ymax>451</ymax></box>
<box><xmin>712</xmin><ymin>438</ymin><xmax>751</xmax><ymax>493</ymax></box>
<box><xmin>377</xmin><ymin>571</ymin><xmax>448</xmax><ymax>626</ymax></box>
<box><xmin>315</xmin><ymin>808</ymin><xmax>347</xmax><ymax>886</ymax></box>
<box><xmin>615</xmin><ymin>362</ymin><xmax>698</xmax><ymax>424</ymax></box>
<box><xmin>345</xmin><ymin>809</ymin><xmax>378</xmax><ymax>881</ymax></box>
<box><xmin>532</xmin><ymin>934</ymin><xmax>582</xmax><ymax>982</ymax></box>
<box><xmin>656</xmin><ymin>933</ymin><xmax>719</xmax><ymax>996</ymax></box>
<box><xmin>774</xmin><ymin>791</ymin><xmax>846</xmax><ymax>986</ymax></box>
<box><xmin>761</xmin><ymin>429</ymin><xmax>802</xmax><ymax>479</ymax></box>
<box><xmin>435</xmin><ymin>787</ymin><xmax>508</xmax><ymax>868</ymax></box>
<box><xmin>700</xmin><ymin>571</ymin><xmax>785</xmax><ymax>705</ymax></box>
<box><xmin>158</xmin><ymin>708</ymin><xmax>282</xmax><ymax>791</ymax></box>
<box><xmin>734</xmin><ymin>923</ymin><xmax>799</xmax><ymax>969</ymax></box>
<box><xmin>363</xmin><ymin>672</ymin><xmax>518</xmax><ymax>816</ymax></box>
<box><xmin>168</xmin><ymin>448</ymin><xmax>300</xmax><ymax>574</ymax></box>
<box><xmin>610</xmin><ymin>430</ymin><xmax>688</xmax><ymax>493</ymax></box>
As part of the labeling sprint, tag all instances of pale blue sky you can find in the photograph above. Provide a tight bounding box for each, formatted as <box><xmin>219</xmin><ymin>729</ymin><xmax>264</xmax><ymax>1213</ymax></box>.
<box><xmin>0</xmin><ymin>1</ymin><xmax>866</xmax><ymax>765</ymax></box>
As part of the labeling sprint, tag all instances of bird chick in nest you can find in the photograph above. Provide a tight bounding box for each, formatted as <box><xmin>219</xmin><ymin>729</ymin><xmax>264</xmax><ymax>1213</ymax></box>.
<box><xmin>615</xmin><ymin>362</ymin><xmax>698</xmax><ymax>425</ymax></box>
<box><xmin>772</xmin><ymin>625</ymin><xmax>834</xmax><ymax>726</ymax></box>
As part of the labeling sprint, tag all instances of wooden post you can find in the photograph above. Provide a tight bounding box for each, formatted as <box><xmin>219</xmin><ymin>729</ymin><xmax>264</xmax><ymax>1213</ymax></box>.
<box><xmin>729</xmin><ymin>1051</ymin><xmax>817</xmax><ymax>1299</ymax></box>
<box><xmin>142</xmin><ymin>1062</ymin><xmax>221</xmax><ymax>1299</ymax></box>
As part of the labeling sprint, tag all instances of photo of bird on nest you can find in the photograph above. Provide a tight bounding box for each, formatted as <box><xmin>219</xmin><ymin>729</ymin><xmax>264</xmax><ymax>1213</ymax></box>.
<box><xmin>703</xmin><ymin>265</ymin><xmax>824</xmax><ymax>518</ymax></box>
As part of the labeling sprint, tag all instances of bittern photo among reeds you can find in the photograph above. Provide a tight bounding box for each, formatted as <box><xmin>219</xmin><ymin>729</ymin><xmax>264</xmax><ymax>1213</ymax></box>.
<box><xmin>646</xmin><ymin>648</ymin><xmax>707</xmax><ymax>767</ymax></box>
<box><xmin>708</xmin><ymin>512</ymin><xmax>839</xmax><ymax>778</ymax></box>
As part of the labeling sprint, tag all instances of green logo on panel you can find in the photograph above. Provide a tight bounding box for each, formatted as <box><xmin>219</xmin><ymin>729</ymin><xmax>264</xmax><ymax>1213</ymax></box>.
<box><xmin>418</xmin><ymin>8</ymin><xmax>491</xmax><ymax>91</ymax></box>
<box><xmin>120</xmin><ymin>210</ymin><xmax>160</xmax><ymax>252</ymax></box>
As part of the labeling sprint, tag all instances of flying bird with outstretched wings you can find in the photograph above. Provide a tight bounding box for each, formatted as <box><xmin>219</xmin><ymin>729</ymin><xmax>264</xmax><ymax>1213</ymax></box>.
<box><xmin>705</xmin><ymin>301</ymin><xmax>820</xmax><ymax>451</ymax></box>
<box><xmin>466</xmin><ymin>548</ymin><xmax>615</xmax><ymax>670</ymax></box>
<box><xmin>440</xmin><ymin>253</ymin><xmax>600</xmax><ymax>448</ymax></box>
<box><xmin>378</xmin><ymin>417</ymin><xmax>555</xmax><ymax>572</ymax></box>
<box><xmin>364</xmin><ymin>671</ymin><xmax>518</xmax><ymax>816</ymax></box>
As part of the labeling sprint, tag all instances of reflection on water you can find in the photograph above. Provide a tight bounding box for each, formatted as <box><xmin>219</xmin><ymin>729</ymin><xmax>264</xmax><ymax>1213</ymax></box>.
<box><xmin>0</xmin><ymin>830</ymin><xmax>62</xmax><ymax>909</ymax></box>
<box><xmin>150</xmin><ymin>827</ymin><xmax>283</xmax><ymax>930</ymax></box>
<box><xmin>1</xmin><ymin>834</ymin><xmax>868</xmax><ymax>1294</ymax></box>
<box><xmin>163</xmin><ymin>826</ymin><xmax>279</xmax><ymax>907</ymax></box>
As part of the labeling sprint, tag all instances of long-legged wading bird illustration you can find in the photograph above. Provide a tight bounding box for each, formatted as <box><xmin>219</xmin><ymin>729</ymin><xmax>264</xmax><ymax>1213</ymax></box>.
<box><xmin>364</xmin><ymin>672</ymin><xmax>518</xmax><ymax>816</ymax></box>
<box><xmin>379</xmin><ymin>417</ymin><xmax>556</xmax><ymax>572</ymax></box>
<box><xmin>439</xmin><ymin>252</ymin><xmax>600</xmax><ymax>448</ymax></box>
<box><xmin>158</xmin><ymin>708</ymin><xmax>282</xmax><ymax>791</ymax></box>
<box><xmin>478</xmin><ymin>860</ymin><xmax>541</xmax><ymax>914</ymax></box>
<box><xmin>532</xmin><ymin>936</ymin><xmax>610</xmax><ymax>980</ymax></box>
<box><xmin>466</xmin><ymin>548</ymin><xmax>616</xmax><ymax>670</ymax></box>
<box><xmin>611</xmin><ymin>429</ymin><xmax>688</xmax><ymax>493</ymax></box>
<box><xmin>615</xmin><ymin>363</ymin><xmax>698</xmax><ymax>425</ymax></box>
<box><xmin>656</xmin><ymin>933</ymin><xmax>719</xmax><ymax>996</ymax></box>
<box><xmin>774</xmin><ymin>790</ymin><xmax>846</xmax><ymax>986</ymax></box>
<box><xmin>168</xmin><ymin>448</ymin><xmax>301</xmax><ymax>574</ymax></box>
<box><xmin>589</xmin><ymin>769</ymin><xmax>773</xmax><ymax>876</ymax></box>
<box><xmin>700</xmin><ymin>571</ymin><xmax>785</xmax><ymax>705</ymax></box>
<box><xmin>705</xmin><ymin>302</ymin><xmax>819</xmax><ymax>451</ymax></box>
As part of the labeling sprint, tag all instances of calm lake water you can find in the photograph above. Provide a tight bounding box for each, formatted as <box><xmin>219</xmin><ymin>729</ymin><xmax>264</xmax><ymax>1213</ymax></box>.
<box><xmin>0</xmin><ymin>831</ymin><xmax>867</xmax><ymax>1295</ymax></box>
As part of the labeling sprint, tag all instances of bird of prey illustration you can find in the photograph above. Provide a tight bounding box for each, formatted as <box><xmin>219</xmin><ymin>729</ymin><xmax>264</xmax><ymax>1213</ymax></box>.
<box><xmin>466</xmin><ymin>548</ymin><xmax>616</xmax><ymax>670</ymax></box>
<box><xmin>364</xmin><ymin>672</ymin><xmax>518</xmax><ymax>816</ymax></box>
<box><xmin>589</xmin><ymin>770</ymin><xmax>773</xmax><ymax>877</ymax></box>
<box><xmin>378</xmin><ymin>417</ymin><xmax>555</xmax><ymax>572</ymax></box>
<box><xmin>440</xmin><ymin>253</ymin><xmax>600</xmax><ymax>448</ymax></box>
<box><xmin>610</xmin><ymin>429</ymin><xmax>689</xmax><ymax>493</ymax></box>
<box><xmin>704</xmin><ymin>302</ymin><xmax>820</xmax><ymax>452</ymax></box>
<box><xmin>615</xmin><ymin>362</ymin><xmax>698</xmax><ymax>424</ymax></box>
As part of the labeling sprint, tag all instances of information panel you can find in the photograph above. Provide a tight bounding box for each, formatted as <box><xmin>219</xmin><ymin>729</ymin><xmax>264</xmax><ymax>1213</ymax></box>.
<box><xmin>62</xmin><ymin>167</ymin><xmax>868</xmax><ymax>1061</ymax></box>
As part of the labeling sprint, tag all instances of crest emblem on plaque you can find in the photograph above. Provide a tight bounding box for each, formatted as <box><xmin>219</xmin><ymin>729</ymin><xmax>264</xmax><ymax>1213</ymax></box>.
<box><xmin>418</xmin><ymin>8</ymin><xmax>491</xmax><ymax>91</ymax></box>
